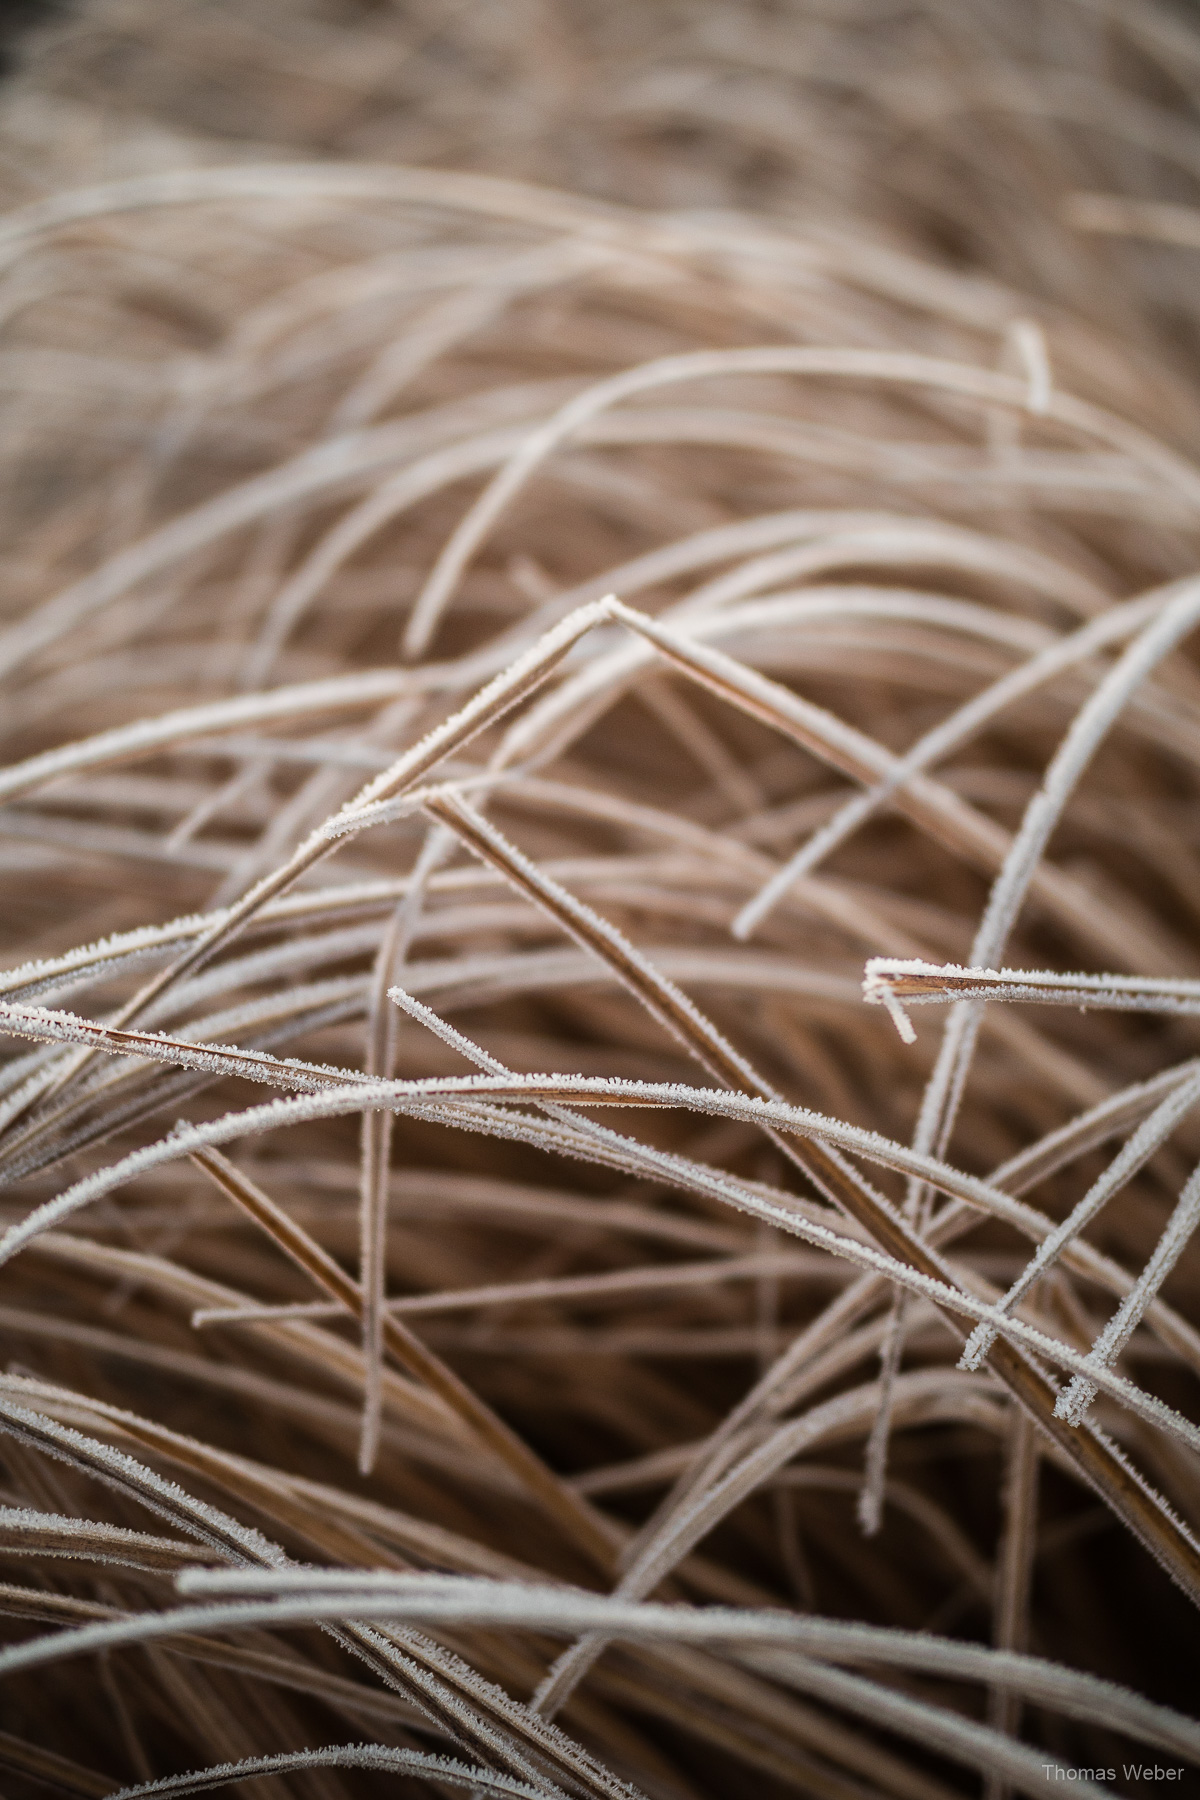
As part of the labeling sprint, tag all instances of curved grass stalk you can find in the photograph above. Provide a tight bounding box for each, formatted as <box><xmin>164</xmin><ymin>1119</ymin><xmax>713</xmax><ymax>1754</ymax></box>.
<box><xmin>615</xmin><ymin>1057</ymin><xmax>1200</xmax><ymax>1578</ymax></box>
<box><xmin>404</xmin><ymin>348</ymin><xmax>1200</xmax><ymax>657</ymax></box>
<box><xmin>0</xmin><ymin>1394</ymin><xmax>279</xmax><ymax>1567</ymax></box>
<box><xmin>77</xmin><ymin>1078</ymin><xmax>1200</xmax><ymax>1565</ymax></box>
<box><xmin>7</xmin><ymin>601</ymin><xmax>619</xmax><ymax>1139</ymax></box>
<box><xmin>533</xmin><ymin>1369</ymin><xmax>1004</xmax><ymax>1715</ymax></box>
<box><xmin>734</xmin><ymin>589</ymin><xmax>1168</xmax><ymax>939</ymax></box>
<box><xmin>0</xmin><ymin>1390</ymin><xmax>630</xmax><ymax>1797</ymax></box>
<box><xmin>3</xmin><ymin>40</ymin><xmax>1200</xmax><ymax>1783</ymax></box>
<box><xmin>108</xmin><ymin>1745</ymin><xmax>573</xmax><ymax>1800</ymax></box>
<box><xmin>492</xmin><ymin>599</ymin><xmax>1165</xmax><ymax>971</ymax></box>
<box><xmin>0</xmin><ymin>1073</ymin><xmax>1188</xmax><ymax>1401</ymax></box>
<box><xmin>164</xmin><ymin>1570</ymin><xmax>1200</xmax><ymax>1761</ymax></box>
<box><xmin>863</xmin><ymin>573</ymin><xmax>1200</xmax><ymax>1526</ymax></box>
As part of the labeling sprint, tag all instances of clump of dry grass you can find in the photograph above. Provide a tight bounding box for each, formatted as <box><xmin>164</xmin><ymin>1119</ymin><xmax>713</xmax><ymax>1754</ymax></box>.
<box><xmin>0</xmin><ymin>2</ymin><xmax>1198</xmax><ymax>1796</ymax></box>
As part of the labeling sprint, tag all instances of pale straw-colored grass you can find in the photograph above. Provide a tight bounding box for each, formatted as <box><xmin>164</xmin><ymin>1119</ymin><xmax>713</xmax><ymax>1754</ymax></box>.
<box><xmin>0</xmin><ymin>2</ymin><xmax>1198</xmax><ymax>1796</ymax></box>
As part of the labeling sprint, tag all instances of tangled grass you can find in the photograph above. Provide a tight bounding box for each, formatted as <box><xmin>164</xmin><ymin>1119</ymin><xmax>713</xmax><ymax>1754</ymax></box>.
<box><xmin>0</xmin><ymin>1</ymin><xmax>1199</xmax><ymax>1795</ymax></box>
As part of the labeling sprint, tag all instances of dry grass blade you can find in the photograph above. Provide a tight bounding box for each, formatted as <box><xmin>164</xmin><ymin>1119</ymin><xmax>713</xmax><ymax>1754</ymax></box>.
<box><xmin>188</xmin><ymin>1144</ymin><xmax>616</xmax><ymax>1575</ymax></box>
<box><xmin>2</xmin><ymin>1</ymin><xmax>1200</xmax><ymax>1792</ymax></box>
<box><xmin>423</xmin><ymin>798</ymin><xmax>1200</xmax><ymax>1598</ymax></box>
<box><xmin>1057</xmin><ymin>1159</ymin><xmax>1200</xmax><ymax>1426</ymax></box>
<box><xmin>106</xmin><ymin>1746</ymin><xmax>574</xmax><ymax>1800</ymax></box>
<box><xmin>866</xmin><ymin>958</ymin><xmax>1200</xmax><ymax>1028</ymax></box>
